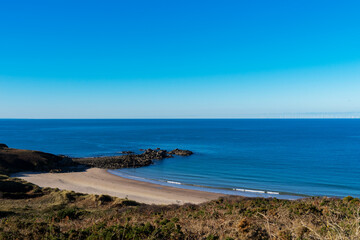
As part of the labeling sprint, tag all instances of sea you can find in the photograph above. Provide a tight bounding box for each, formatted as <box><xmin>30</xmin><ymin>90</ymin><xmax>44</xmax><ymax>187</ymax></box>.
<box><xmin>1</xmin><ymin>119</ymin><xmax>360</xmax><ymax>199</ymax></box>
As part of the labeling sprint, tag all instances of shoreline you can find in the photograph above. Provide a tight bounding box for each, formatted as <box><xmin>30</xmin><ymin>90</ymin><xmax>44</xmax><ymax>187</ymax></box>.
<box><xmin>12</xmin><ymin>167</ymin><xmax>301</xmax><ymax>205</ymax></box>
<box><xmin>109</xmin><ymin>169</ymin><xmax>303</xmax><ymax>200</ymax></box>
<box><xmin>12</xmin><ymin>168</ymin><xmax>224</xmax><ymax>205</ymax></box>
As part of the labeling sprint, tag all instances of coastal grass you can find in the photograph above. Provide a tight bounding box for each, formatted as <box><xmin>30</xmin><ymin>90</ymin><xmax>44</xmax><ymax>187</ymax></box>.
<box><xmin>1</xmin><ymin>175</ymin><xmax>360</xmax><ymax>239</ymax></box>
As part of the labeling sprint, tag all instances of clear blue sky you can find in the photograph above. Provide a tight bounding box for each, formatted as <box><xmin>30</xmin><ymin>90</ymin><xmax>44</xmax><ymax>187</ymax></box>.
<box><xmin>1</xmin><ymin>0</ymin><xmax>360</xmax><ymax>118</ymax></box>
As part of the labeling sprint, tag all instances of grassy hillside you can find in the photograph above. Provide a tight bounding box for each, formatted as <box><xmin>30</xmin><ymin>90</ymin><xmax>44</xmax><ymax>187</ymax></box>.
<box><xmin>1</xmin><ymin>172</ymin><xmax>360</xmax><ymax>239</ymax></box>
<box><xmin>0</xmin><ymin>144</ymin><xmax>73</xmax><ymax>174</ymax></box>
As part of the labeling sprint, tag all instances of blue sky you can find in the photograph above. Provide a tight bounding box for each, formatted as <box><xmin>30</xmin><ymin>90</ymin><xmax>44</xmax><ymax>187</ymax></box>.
<box><xmin>1</xmin><ymin>0</ymin><xmax>360</xmax><ymax>118</ymax></box>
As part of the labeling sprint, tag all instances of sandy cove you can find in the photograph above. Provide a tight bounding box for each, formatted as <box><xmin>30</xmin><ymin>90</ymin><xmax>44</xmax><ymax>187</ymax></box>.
<box><xmin>12</xmin><ymin>168</ymin><xmax>223</xmax><ymax>205</ymax></box>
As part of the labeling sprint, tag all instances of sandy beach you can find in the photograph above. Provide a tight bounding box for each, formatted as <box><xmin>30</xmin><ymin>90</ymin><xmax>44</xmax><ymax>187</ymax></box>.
<box><xmin>12</xmin><ymin>168</ymin><xmax>223</xmax><ymax>205</ymax></box>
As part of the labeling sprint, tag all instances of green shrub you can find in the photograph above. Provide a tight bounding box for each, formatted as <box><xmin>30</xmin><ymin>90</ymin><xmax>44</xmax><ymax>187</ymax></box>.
<box><xmin>206</xmin><ymin>234</ymin><xmax>219</xmax><ymax>240</ymax></box>
<box><xmin>121</xmin><ymin>199</ymin><xmax>140</xmax><ymax>206</ymax></box>
<box><xmin>343</xmin><ymin>196</ymin><xmax>354</xmax><ymax>202</ymax></box>
<box><xmin>98</xmin><ymin>194</ymin><xmax>113</xmax><ymax>203</ymax></box>
<box><xmin>57</xmin><ymin>207</ymin><xmax>82</xmax><ymax>220</ymax></box>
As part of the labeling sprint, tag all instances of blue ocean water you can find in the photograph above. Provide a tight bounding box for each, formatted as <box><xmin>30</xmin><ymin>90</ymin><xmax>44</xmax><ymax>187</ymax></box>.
<box><xmin>1</xmin><ymin>119</ymin><xmax>360</xmax><ymax>198</ymax></box>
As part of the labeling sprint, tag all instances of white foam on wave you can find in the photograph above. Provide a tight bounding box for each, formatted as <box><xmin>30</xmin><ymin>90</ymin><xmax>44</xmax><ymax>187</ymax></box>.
<box><xmin>266</xmin><ymin>191</ymin><xmax>279</xmax><ymax>195</ymax></box>
<box><xmin>233</xmin><ymin>188</ymin><xmax>265</xmax><ymax>194</ymax></box>
<box><xmin>245</xmin><ymin>189</ymin><xmax>265</xmax><ymax>193</ymax></box>
<box><xmin>167</xmin><ymin>181</ymin><xmax>181</xmax><ymax>185</ymax></box>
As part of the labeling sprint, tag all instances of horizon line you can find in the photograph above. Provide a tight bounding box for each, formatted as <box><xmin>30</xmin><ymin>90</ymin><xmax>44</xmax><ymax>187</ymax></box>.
<box><xmin>1</xmin><ymin>117</ymin><xmax>360</xmax><ymax>120</ymax></box>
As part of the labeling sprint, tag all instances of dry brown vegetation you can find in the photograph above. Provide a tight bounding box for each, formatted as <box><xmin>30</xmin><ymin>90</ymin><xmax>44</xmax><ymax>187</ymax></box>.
<box><xmin>1</xmin><ymin>174</ymin><xmax>360</xmax><ymax>239</ymax></box>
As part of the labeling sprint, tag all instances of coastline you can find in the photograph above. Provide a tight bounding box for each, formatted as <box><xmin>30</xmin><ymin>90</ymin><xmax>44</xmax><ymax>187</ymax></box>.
<box><xmin>109</xmin><ymin>169</ymin><xmax>303</xmax><ymax>200</ymax></box>
<box><xmin>1</xmin><ymin>142</ymin><xmax>303</xmax><ymax>202</ymax></box>
<box><xmin>12</xmin><ymin>168</ymin><xmax>224</xmax><ymax>205</ymax></box>
<box><xmin>12</xmin><ymin>167</ymin><xmax>301</xmax><ymax>205</ymax></box>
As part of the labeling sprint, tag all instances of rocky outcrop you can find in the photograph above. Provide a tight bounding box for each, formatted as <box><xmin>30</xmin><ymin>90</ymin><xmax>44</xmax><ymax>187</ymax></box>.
<box><xmin>0</xmin><ymin>144</ymin><xmax>194</xmax><ymax>174</ymax></box>
<box><xmin>73</xmin><ymin>148</ymin><xmax>193</xmax><ymax>169</ymax></box>
<box><xmin>141</xmin><ymin>149</ymin><xmax>168</xmax><ymax>160</ymax></box>
<box><xmin>73</xmin><ymin>154</ymin><xmax>153</xmax><ymax>169</ymax></box>
<box><xmin>120</xmin><ymin>151</ymin><xmax>134</xmax><ymax>154</ymax></box>
<box><xmin>168</xmin><ymin>148</ymin><xmax>193</xmax><ymax>156</ymax></box>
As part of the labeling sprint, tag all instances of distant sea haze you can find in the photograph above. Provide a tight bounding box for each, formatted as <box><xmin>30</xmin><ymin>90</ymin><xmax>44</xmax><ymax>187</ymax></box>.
<box><xmin>1</xmin><ymin>119</ymin><xmax>360</xmax><ymax>198</ymax></box>
<box><xmin>223</xmin><ymin>112</ymin><xmax>360</xmax><ymax>119</ymax></box>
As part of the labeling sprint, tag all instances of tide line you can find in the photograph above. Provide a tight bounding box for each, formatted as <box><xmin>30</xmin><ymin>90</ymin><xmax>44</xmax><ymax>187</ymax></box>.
<box><xmin>233</xmin><ymin>188</ymin><xmax>279</xmax><ymax>195</ymax></box>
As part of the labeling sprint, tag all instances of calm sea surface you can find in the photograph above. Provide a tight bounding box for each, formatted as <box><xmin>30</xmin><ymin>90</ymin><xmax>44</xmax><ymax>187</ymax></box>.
<box><xmin>1</xmin><ymin>119</ymin><xmax>360</xmax><ymax>198</ymax></box>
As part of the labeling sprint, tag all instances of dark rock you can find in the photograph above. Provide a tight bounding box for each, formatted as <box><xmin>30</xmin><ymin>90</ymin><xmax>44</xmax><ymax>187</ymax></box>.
<box><xmin>120</xmin><ymin>151</ymin><xmax>134</xmax><ymax>154</ymax></box>
<box><xmin>74</xmin><ymin>148</ymin><xmax>193</xmax><ymax>169</ymax></box>
<box><xmin>73</xmin><ymin>155</ymin><xmax>153</xmax><ymax>169</ymax></box>
<box><xmin>0</xmin><ymin>143</ymin><xmax>8</xmax><ymax>149</ymax></box>
<box><xmin>140</xmin><ymin>148</ymin><xmax>169</xmax><ymax>160</ymax></box>
<box><xmin>168</xmin><ymin>149</ymin><xmax>193</xmax><ymax>156</ymax></box>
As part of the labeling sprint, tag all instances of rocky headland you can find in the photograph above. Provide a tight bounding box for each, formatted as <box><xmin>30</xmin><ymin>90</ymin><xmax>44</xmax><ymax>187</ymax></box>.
<box><xmin>0</xmin><ymin>144</ymin><xmax>193</xmax><ymax>174</ymax></box>
<box><xmin>73</xmin><ymin>148</ymin><xmax>193</xmax><ymax>169</ymax></box>
<box><xmin>0</xmin><ymin>144</ymin><xmax>75</xmax><ymax>174</ymax></box>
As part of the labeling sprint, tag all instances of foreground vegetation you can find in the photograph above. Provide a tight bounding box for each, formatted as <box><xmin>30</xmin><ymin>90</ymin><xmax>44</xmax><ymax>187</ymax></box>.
<box><xmin>1</xmin><ymin>175</ymin><xmax>360</xmax><ymax>239</ymax></box>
